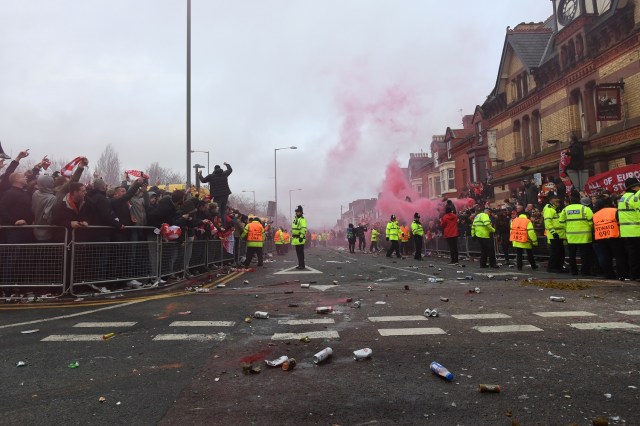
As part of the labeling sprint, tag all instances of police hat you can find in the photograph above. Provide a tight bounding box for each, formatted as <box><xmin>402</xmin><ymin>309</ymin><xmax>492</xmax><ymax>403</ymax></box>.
<box><xmin>624</xmin><ymin>177</ymin><xmax>640</xmax><ymax>190</ymax></box>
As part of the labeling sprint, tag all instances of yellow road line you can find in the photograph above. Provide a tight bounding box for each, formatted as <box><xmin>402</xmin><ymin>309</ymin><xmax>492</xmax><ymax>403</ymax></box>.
<box><xmin>0</xmin><ymin>272</ymin><xmax>244</xmax><ymax>311</ymax></box>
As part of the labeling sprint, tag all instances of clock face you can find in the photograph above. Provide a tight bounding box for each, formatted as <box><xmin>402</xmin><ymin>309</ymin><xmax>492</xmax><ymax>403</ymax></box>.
<box><xmin>558</xmin><ymin>0</ymin><xmax>579</xmax><ymax>26</ymax></box>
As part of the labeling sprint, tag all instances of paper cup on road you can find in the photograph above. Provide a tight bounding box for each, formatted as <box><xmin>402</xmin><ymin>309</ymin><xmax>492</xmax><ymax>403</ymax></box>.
<box><xmin>253</xmin><ymin>311</ymin><xmax>269</xmax><ymax>319</ymax></box>
<box><xmin>313</xmin><ymin>347</ymin><xmax>333</xmax><ymax>364</ymax></box>
<box><xmin>353</xmin><ymin>348</ymin><xmax>373</xmax><ymax>361</ymax></box>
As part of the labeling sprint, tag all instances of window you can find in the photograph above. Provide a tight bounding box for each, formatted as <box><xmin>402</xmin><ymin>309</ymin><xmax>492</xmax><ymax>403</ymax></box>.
<box><xmin>531</xmin><ymin>111</ymin><xmax>542</xmax><ymax>153</ymax></box>
<box><xmin>470</xmin><ymin>158</ymin><xmax>476</xmax><ymax>182</ymax></box>
<box><xmin>522</xmin><ymin>72</ymin><xmax>529</xmax><ymax>96</ymax></box>
<box><xmin>446</xmin><ymin>140</ymin><xmax>452</xmax><ymax>159</ymax></box>
<box><xmin>476</xmin><ymin>122</ymin><xmax>483</xmax><ymax>145</ymax></box>
<box><xmin>513</xmin><ymin>120</ymin><xmax>522</xmax><ymax>158</ymax></box>
<box><xmin>448</xmin><ymin>169</ymin><xmax>455</xmax><ymax>191</ymax></box>
<box><xmin>516</xmin><ymin>75</ymin><xmax>523</xmax><ymax>99</ymax></box>
<box><xmin>522</xmin><ymin>115</ymin><xmax>531</xmax><ymax>157</ymax></box>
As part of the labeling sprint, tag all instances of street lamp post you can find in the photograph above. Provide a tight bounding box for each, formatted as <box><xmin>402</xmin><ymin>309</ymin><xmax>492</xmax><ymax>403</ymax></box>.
<box><xmin>191</xmin><ymin>150</ymin><xmax>210</xmax><ymax>175</ymax></box>
<box><xmin>242</xmin><ymin>190</ymin><xmax>256</xmax><ymax>213</ymax></box>
<box><xmin>274</xmin><ymin>146</ymin><xmax>297</xmax><ymax>227</ymax></box>
<box><xmin>193</xmin><ymin>164</ymin><xmax>204</xmax><ymax>192</ymax></box>
<box><xmin>289</xmin><ymin>188</ymin><xmax>302</xmax><ymax>224</ymax></box>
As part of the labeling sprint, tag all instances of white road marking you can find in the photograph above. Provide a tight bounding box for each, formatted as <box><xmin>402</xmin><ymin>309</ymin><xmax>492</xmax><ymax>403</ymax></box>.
<box><xmin>42</xmin><ymin>334</ymin><xmax>108</xmax><ymax>342</ymax></box>
<box><xmin>152</xmin><ymin>333</ymin><xmax>227</xmax><ymax>341</ymax></box>
<box><xmin>271</xmin><ymin>330</ymin><xmax>339</xmax><ymax>340</ymax></box>
<box><xmin>0</xmin><ymin>300</ymin><xmax>145</xmax><ymax>330</ymax></box>
<box><xmin>368</xmin><ymin>315</ymin><xmax>427</xmax><ymax>322</ymax></box>
<box><xmin>169</xmin><ymin>321</ymin><xmax>235</xmax><ymax>327</ymax></box>
<box><xmin>616</xmin><ymin>310</ymin><xmax>640</xmax><ymax>316</ymax></box>
<box><xmin>378</xmin><ymin>328</ymin><xmax>446</xmax><ymax>336</ymax></box>
<box><xmin>533</xmin><ymin>311</ymin><xmax>596</xmax><ymax>318</ymax></box>
<box><xmin>451</xmin><ymin>314</ymin><xmax>511</xmax><ymax>320</ymax></box>
<box><xmin>473</xmin><ymin>325</ymin><xmax>543</xmax><ymax>333</ymax></box>
<box><xmin>73</xmin><ymin>322</ymin><xmax>137</xmax><ymax>328</ymax></box>
<box><xmin>569</xmin><ymin>322</ymin><xmax>640</xmax><ymax>330</ymax></box>
<box><xmin>375</xmin><ymin>264</ymin><xmax>437</xmax><ymax>278</ymax></box>
<box><xmin>277</xmin><ymin>318</ymin><xmax>335</xmax><ymax>325</ymax></box>
<box><xmin>310</xmin><ymin>285</ymin><xmax>336</xmax><ymax>291</ymax></box>
<box><xmin>273</xmin><ymin>266</ymin><xmax>323</xmax><ymax>275</ymax></box>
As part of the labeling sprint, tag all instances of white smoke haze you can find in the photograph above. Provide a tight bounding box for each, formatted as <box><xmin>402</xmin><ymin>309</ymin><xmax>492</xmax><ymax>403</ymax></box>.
<box><xmin>0</xmin><ymin>1</ymin><xmax>553</xmax><ymax>227</ymax></box>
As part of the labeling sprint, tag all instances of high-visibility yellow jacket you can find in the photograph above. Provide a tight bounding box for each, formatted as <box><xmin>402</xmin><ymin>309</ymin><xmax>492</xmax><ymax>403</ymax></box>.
<box><xmin>411</xmin><ymin>221</ymin><xmax>424</xmax><ymax>237</ymax></box>
<box><xmin>371</xmin><ymin>229</ymin><xmax>379</xmax><ymax>242</ymax></box>
<box><xmin>241</xmin><ymin>220</ymin><xmax>265</xmax><ymax>247</ymax></box>
<box><xmin>471</xmin><ymin>212</ymin><xmax>495</xmax><ymax>238</ymax></box>
<box><xmin>291</xmin><ymin>216</ymin><xmax>307</xmax><ymax>246</ymax></box>
<box><xmin>618</xmin><ymin>190</ymin><xmax>640</xmax><ymax>238</ymax></box>
<box><xmin>386</xmin><ymin>220</ymin><xmax>400</xmax><ymax>241</ymax></box>
<box><xmin>543</xmin><ymin>203</ymin><xmax>565</xmax><ymax>240</ymax></box>
<box><xmin>559</xmin><ymin>203</ymin><xmax>593</xmax><ymax>244</ymax></box>
<box><xmin>510</xmin><ymin>214</ymin><xmax>537</xmax><ymax>249</ymax></box>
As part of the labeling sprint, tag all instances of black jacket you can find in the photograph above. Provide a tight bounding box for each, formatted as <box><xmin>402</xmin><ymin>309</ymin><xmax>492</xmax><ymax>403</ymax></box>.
<box><xmin>84</xmin><ymin>189</ymin><xmax>120</xmax><ymax>241</ymax></box>
<box><xmin>52</xmin><ymin>196</ymin><xmax>89</xmax><ymax>242</ymax></box>
<box><xmin>198</xmin><ymin>164</ymin><xmax>232</xmax><ymax>197</ymax></box>
<box><xmin>147</xmin><ymin>196</ymin><xmax>177</xmax><ymax>228</ymax></box>
<box><xmin>111</xmin><ymin>181</ymin><xmax>142</xmax><ymax>227</ymax></box>
<box><xmin>0</xmin><ymin>186</ymin><xmax>34</xmax><ymax>243</ymax></box>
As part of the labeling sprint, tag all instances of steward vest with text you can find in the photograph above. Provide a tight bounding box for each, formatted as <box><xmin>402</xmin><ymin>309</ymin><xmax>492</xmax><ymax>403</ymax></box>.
<box><xmin>618</xmin><ymin>191</ymin><xmax>640</xmax><ymax>238</ymax></box>
<box><xmin>509</xmin><ymin>217</ymin><xmax>530</xmax><ymax>243</ymax></box>
<box><xmin>593</xmin><ymin>207</ymin><xmax>620</xmax><ymax>240</ymax></box>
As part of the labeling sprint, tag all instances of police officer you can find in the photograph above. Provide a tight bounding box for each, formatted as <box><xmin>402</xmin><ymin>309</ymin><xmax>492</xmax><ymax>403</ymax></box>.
<box><xmin>559</xmin><ymin>192</ymin><xmax>593</xmax><ymax>276</ymax></box>
<box><xmin>618</xmin><ymin>177</ymin><xmax>640</xmax><ymax>281</ymax></box>
<box><xmin>411</xmin><ymin>212</ymin><xmax>425</xmax><ymax>260</ymax></box>
<box><xmin>292</xmin><ymin>205</ymin><xmax>307</xmax><ymax>270</ymax></box>
<box><xmin>471</xmin><ymin>206</ymin><xmax>498</xmax><ymax>268</ymax></box>
<box><xmin>385</xmin><ymin>214</ymin><xmax>401</xmax><ymax>258</ymax></box>
<box><xmin>510</xmin><ymin>210</ymin><xmax>538</xmax><ymax>271</ymax></box>
<box><xmin>241</xmin><ymin>217</ymin><xmax>265</xmax><ymax>267</ymax></box>
<box><xmin>543</xmin><ymin>195</ymin><xmax>567</xmax><ymax>273</ymax></box>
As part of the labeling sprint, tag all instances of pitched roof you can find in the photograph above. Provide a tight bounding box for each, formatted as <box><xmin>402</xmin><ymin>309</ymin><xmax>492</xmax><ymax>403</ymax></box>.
<box><xmin>509</xmin><ymin>30</ymin><xmax>553</xmax><ymax>69</ymax></box>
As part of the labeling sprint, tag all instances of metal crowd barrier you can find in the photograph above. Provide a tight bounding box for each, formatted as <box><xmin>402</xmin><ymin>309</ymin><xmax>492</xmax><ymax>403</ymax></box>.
<box><xmin>0</xmin><ymin>225</ymin><xmax>245</xmax><ymax>296</ymax></box>
<box><xmin>0</xmin><ymin>225</ymin><xmax>68</xmax><ymax>292</ymax></box>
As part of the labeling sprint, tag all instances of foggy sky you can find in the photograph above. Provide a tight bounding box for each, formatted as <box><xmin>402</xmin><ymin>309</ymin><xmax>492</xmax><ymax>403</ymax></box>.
<box><xmin>0</xmin><ymin>1</ymin><xmax>553</xmax><ymax>227</ymax></box>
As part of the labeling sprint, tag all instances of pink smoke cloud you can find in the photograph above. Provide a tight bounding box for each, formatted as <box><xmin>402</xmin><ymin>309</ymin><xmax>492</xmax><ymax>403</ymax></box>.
<box><xmin>376</xmin><ymin>161</ymin><xmax>473</xmax><ymax>224</ymax></box>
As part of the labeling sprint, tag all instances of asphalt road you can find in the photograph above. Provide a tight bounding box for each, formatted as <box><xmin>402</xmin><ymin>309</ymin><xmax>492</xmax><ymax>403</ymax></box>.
<box><xmin>1</xmin><ymin>246</ymin><xmax>639</xmax><ymax>426</ymax></box>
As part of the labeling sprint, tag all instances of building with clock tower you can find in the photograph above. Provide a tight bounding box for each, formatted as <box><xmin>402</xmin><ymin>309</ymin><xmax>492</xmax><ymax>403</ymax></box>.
<box><xmin>481</xmin><ymin>0</ymin><xmax>639</xmax><ymax>200</ymax></box>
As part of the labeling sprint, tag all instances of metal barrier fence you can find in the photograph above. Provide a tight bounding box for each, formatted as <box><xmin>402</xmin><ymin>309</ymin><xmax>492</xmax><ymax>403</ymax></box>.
<box><xmin>0</xmin><ymin>226</ymin><xmax>68</xmax><ymax>292</ymax></box>
<box><xmin>0</xmin><ymin>225</ymin><xmax>248</xmax><ymax>296</ymax></box>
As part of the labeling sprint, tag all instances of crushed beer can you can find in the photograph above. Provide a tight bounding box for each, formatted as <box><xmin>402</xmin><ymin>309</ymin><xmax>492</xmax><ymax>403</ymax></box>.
<box><xmin>313</xmin><ymin>347</ymin><xmax>333</xmax><ymax>364</ymax></box>
<box><xmin>265</xmin><ymin>355</ymin><xmax>288</xmax><ymax>367</ymax></box>
<box><xmin>300</xmin><ymin>283</ymin><xmax>310</xmax><ymax>288</ymax></box>
<box><xmin>550</xmin><ymin>296</ymin><xmax>566</xmax><ymax>302</ymax></box>
<box><xmin>316</xmin><ymin>306</ymin><xmax>333</xmax><ymax>314</ymax></box>
<box><xmin>440</xmin><ymin>297</ymin><xmax>449</xmax><ymax>302</ymax></box>
<box><xmin>479</xmin><ymin>384</ymin><xmax>501</xmax><ymax>393</ymax></box>
<box><xmin>353</xmin><ymin>348</ymin><xmax>373</xmax><ymax>360</ymax></box>
<box><xmin>352</xmin><ymin>300</ymin><xmax>361</xmax><ymax>308</ymax></box>
<box><xmin>253</xmin><ymin>311</ymin><xmax>269</xmax><ymax>319</ymax></box>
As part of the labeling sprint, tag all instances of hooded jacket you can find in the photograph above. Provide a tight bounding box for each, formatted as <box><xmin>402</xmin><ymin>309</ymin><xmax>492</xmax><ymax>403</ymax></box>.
<box><xmin>32</xmin><ymin>175</ymin><xmax>58</xmax><ymax>241</ymax></box>
<box><xmin>198</xmin><ymin>164</ymin><xmax>232</xmax><ymax>197</ymax></box>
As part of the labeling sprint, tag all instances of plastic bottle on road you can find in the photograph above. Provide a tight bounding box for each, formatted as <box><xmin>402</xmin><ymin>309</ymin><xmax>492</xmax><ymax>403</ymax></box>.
<box><xmin>430</xmin><ymin>361</ymin><xmax>454</xmax><ymax>381</ymax></box>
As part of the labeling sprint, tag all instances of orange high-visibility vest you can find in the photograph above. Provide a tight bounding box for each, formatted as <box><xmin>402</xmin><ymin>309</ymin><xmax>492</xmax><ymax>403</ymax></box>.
<box><xmin>274</xmin><ymin>230</ymin><xmax>283</xmax><ymax>244</ymax></box>
<box><xmin>247</xmin><ymin>221</ymin><xmax>264</xmax><ymax>242</ymax></box>
<box><xmin>284</xmin><ymin>232</ymin><xmax>291</xmax><ymax>243</ymax></box>
<box><xmin>593</xmin><ymin>207</ymin><xmax>620</xmax><ymax>240</ymax></box>
<box><xmin>311</xmin><ymin>233</ymin><xmax>317</xmax><ymax>241</ymax></box>
<box><xmin>509</xmin><ymin>217</ymin><xmax>530</xmax><ymax>243</ymax></box>
<box><xmin>400</xmin><ymin>226</ymin><xmax>410</xmax><ymax>242</ymax></box>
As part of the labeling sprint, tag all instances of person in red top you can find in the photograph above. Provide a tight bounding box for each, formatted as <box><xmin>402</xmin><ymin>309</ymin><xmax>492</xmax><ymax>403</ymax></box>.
<box><xmin>440</xmin><ymin>206</ymin><xmax>460</xmax><ymax>265</ymax></box>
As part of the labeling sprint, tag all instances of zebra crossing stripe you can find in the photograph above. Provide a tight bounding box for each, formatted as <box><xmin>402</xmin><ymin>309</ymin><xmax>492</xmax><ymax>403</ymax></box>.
<box><xmin>169</xmin><ymin>321</ymin><xmax>236</xmax><ymax>327</ymax></box>
<box><xmin>569</xmin><ymin>322</ymin><xmax>640</xmax><ymax>330</ymax></box>
<box><xmin>73</xmin><ymin>322</ymin><xmax>137</xmax><ymax>327</ymax></box>
<box><xmin>368</xmin><ymin>316</ymin><xmax>427</xmax><ymax>322</ymax></box>
<box><xmin>271</xmin><ymin>330</ymin><xmax>339</xmax><ymax>340</ymax></box>
<box><xmin>378</xmin><ymin>328</ymin><xmax>446</xmax><ymax>336</ymax></box>
<box><xmin>473</xmin><ymin>325</ymin><xmax>543</xmax><ymax>333</ymax></box>
<box><xmin>277</xmin><ymin>319</ymin><xmax>334</xmax><ymax>325</ymax></box>
<box><xmin>451</xmin><ymin>314</ymin><xmax>511</xmax><ymax>320</ymax></box>
<box><xmin>533</xmin><ymin>311</ymin><xmax>596</xmax><ymax>318</ymax></box>
<box><xmin>616</xmin><ymin>310</ymin><xmax>640</xmax><ymax>316</ymax></box>
<box><xmin>42</xmin><ymin>335</ymin><xmax>106</xmax><ymax>342</ymax></box>
<box><xmin>153</xmin><ymin>333</ymin><xmax>227</xmax><ymax>341</ymax></box>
